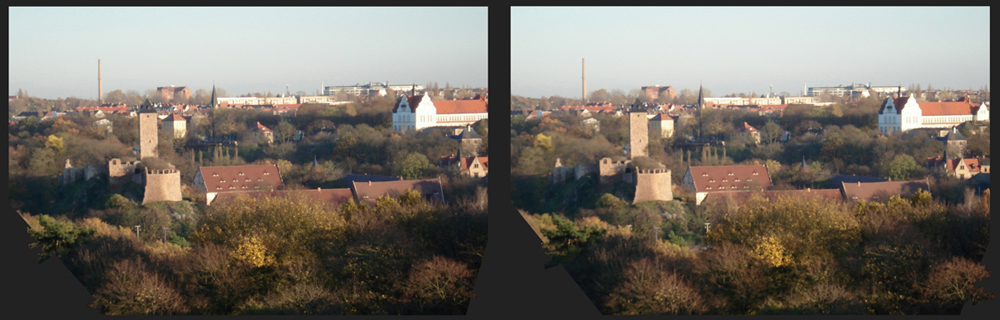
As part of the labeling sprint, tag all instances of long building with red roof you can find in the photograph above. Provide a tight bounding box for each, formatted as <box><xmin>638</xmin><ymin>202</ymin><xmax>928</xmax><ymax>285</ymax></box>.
<box><xmin>878</xmin><ymin>94</ymin><xmax>989</xmax><ymax>133</ymax></box>
<box><xmin>392</xmin><ymin>94</ymin><xmax>488</xmax><ymax>131</ymax></box>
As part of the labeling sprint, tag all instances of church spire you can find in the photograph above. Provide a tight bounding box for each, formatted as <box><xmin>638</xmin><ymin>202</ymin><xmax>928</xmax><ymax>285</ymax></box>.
<box><xmin>697</xmin><ymin>82</ymin><xmax>705</xmax><ymax>109</ymax></box>
<box><xmin>210</xmin><ymin>82</ymin><xmax>218</xmax><ymax>109</ymax></box>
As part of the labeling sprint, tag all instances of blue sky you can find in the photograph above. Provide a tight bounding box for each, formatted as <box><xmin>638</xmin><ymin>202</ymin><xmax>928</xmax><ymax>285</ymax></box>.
<box><xmin>9</xmin><ymin>7</ymin><xmax>488</xmax><ymax>99</ymax></box>
<box><xmin>511</xmin><ymin>7</ymin><xmax>989</xmax><ymax>99</ymax></box>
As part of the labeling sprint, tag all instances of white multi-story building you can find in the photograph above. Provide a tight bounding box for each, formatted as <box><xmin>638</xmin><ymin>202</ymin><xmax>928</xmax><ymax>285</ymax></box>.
<box><xmin>878</xmin><ymin>94</ymin><xmax>989</xmax><ymax>134</ymax></box>
<box><xmin>325</xmin><ymin>82</ymin><xmax>423</xmax><ymax>96</ymax></box>
<box><xmin>808</xmin><ymin>83</ymin><xmax>903</xmax><ymax>97</ymax></box>
<box><xmin>392</xmin><ymin>94</ymin><xmax>488</xmax><ymax>132</ymax></box>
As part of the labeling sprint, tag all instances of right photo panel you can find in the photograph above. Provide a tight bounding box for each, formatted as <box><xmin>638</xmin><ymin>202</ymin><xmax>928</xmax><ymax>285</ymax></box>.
<box><xmin>511</xmin><ymin>6</ymin><xmax>993</xmax><ymax>315</ymax></box>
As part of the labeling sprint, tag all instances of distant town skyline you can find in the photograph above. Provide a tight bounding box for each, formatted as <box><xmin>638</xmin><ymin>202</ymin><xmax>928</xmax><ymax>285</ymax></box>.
<box><xmin>511</xmin><ymin>7</ymin><xmax>989</xmax><ymax>99</ymax></box>
<box><xmin>9</xmin><ymin>7</ymin><xmax>488</xmax><ymax>100</ymax></box>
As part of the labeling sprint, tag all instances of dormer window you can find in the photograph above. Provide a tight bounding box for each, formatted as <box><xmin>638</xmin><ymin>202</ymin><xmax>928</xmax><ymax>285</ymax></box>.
<box><xmin>212</xmin><ymin>173</ymin><xmax>219</xmax><ymax>177</ymax></box>
<box><xmin>719</xmin><ymin>186</ymin><xmax>725</xmax><ymax>190</ymax></box>
<box><xmin>706</xmin><ymin>186</ymin><xmax>712</xmax><ymax>190</ymax></box>
<box><xmin>735</xmin><ymin>178</ymin><xmax>740</xmax><ymax>182</ymax></box>
<box><xmin>232</xmin><ymin>179</ymin><xmax>238</xmax><ymax>182</ymax></box>
<box><xmin>264</xmin><ymin>172</ymin><xmax>270</xmax><ymax>175</ymax></box>
<box><xmin>245</xmin><ymin>178</ymin><xmax>251</xmax><ymax>182</ymax></box>
<box><xmin>702</xmin><ymin>173</ymin><xmax>708</xmax><ymax>176</ymax></box>
<box><xmin>258</xmin><ymin>178</ymin><xmax>264</xmax><ymax>181</ymax></box>
<box><xmin>748</xmin><ymin>178</ymin><xmax>753</xmax><ymax>181</ymax></box>
<box><xmin>722</xmin><ymin>179</ymin><xmax>728</xmax><ymax>182</ymax></box>
<box><xmin>728</xmin><ymin>173</ymin><xmax>734</xmax><ymax>176</ymax></box>
<box><xmin>219</xmin><ymin>180</ymin><xmax>225</xmax><ymax>183</ymax></box>
<box><xmin>744</xmin><ymin>185</ymin><xmax>749</xmax><ymax>189</ymax></box>
<box><xmin>216</xmin><ymin>187</ymin><xmax>222</xmax><ymax>190</ymax></box>
<box><xmin>239</xmin><ymin>172</ymin><xmax>244</xmax><ymax>176</ymax></box>
<box><xmin>241</xmin><ymin>186</ymin><xmax>247</xmax><ymax>189</ymax></box>
<box><xmin>229</xmin><ymin>186</ymin><xmax>235</xmax><ymax>189</ymax></box>
<box><xmin>709</xmin><ymin>179</ymin><xmax>715</xmax><ymax>183</ymax></box>
<box><xmin>753</xmin><ymin>172</ymin><xmax>759</xmax><ymax>175</ymax></box>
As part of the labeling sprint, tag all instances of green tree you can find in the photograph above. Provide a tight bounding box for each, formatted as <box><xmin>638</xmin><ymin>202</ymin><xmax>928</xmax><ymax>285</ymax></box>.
<box><xmin>27</xmin><ymin>215</ymin><xmax>96</xmax><ymax>262</ymax></box>
<box><xmin>274</xmin><ymin>121</ymin><xmax>296</xmax><ymax>144</ymax></box>
<box><xmin>542</xmin><ymin>214</ymin><xmax>606</xmax><ymax>259</ymax></box>
<box><xmin>393</xmin><ymin>152</ymin><xmax>433</xmax><ymax>180</ymax></box>
<box><xmin>881</xmin><ymin>154</ymin><xmax>919</xmax><ymax>181</ymax></box>
<box><xmin>761</xmin><ymin>121</ymin><xmax>784</xmax><ymax>144</ymax></box>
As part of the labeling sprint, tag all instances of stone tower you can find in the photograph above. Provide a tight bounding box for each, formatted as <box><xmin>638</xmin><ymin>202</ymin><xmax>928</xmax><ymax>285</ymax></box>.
<box><xmin>633</xmin><ymin>168</ymin><xmax>673</xmax><ymax>204</ymax></box>
<box><xmin>138</xmin><ymin>99</ymin><xmax>158</xmax><ymax>160</ymax></box>
<box><xmin>142</xmin><ymin>168</ymin><xmax>182</xmax><ymax>204</ymax></box>
<box><xmin>629</xmin><ymin>105</ymin><xmax>648</xmax><ymax>159</ymax></box>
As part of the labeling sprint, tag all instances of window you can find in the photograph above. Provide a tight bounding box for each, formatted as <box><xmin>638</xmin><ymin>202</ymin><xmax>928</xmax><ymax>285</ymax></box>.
<box><xmin>735</xmin><ymin>178</ymin><xmax>740</xmax><ymax>182</ymax></box>
<box><xmin>241</xmin><ymin>186</ymin><xmax>247</xmax><ymax>189</ymax></box>
<box><xmin>728</xmin><ymin>172</ymin><xmax>734</xmax><ymax>176</ymax></box>
<box><xmin>245</xmin><ymin>178</ymin><xmax>251</xmax><ymax>182</ymax></box>
<box><xmin>239</xmin><ymin>172</ymin><xmax>244</xmax><ymax>176</ymax></box>
<box><xmin>709</xmin><ymin>179</ymin><xmax>715</xmax><ymax>183</ymax></box>
<box><xmin>706</xmin><ymin>187</ymin><xmax>712</xmax><ymax>190</ymax></box>
<box><xmin>722</xmin><ymin>179</ymin><xmax>728</xmax><ymax>182</ymax></box>
<box><xmin>719</xmin><ymin>186</ymin><xmax>725</xmax><ymax>189</ymax></box>
<box><xmin>264</xmin><ymin>172</ymin><xmax>270</xmax><ymax>175</ymax></box>
<box><xmin>219</xmin><ymin>180</ymin><xmax>225</xmax><ymax>183</ymax></box>
<box><xmin>753</xmin><ymin>172</ymin><xmax>759</xmax><ymax>175</ymax></box>
<box><xmin>258</xmin><ymin>178</ymin><xmax>264</xmax><ymax>181</ymax></box>
<box><xmin>702</xmin><ymin>173</ymin><xmax>708</xmax><ymax>176</ymax></box>
<box><xmin>254</xmin><ymin>185</ymin><xmax>260</xmax><ymax>189</ymax></box>
<box><xmin>216</xmin><ymin>187</ymin><xmax>222</xmax><ymax>190</ymax></box>
<box><xmin>744</xmin><ymin>185</ymin><xmax>749</xmax><ymax>189</ymax></box>
<box><xmin>232</xmin><ymin>179</ymin><xmax>238</xmax><ymax>182</ymax></box>
<box><xmin>748</xmin><ymin>178</ymin><xmax>754</xmax><ymax>181</ymax></box>
<box><xmin>229</xmin><ymin>186</ymin><xmax>235</xmax><ymax>189</ymax></box>
<box><xmin>212</xmin><ymin>173</ymin><xmax>219</xmax><ymax>177</ymax></box>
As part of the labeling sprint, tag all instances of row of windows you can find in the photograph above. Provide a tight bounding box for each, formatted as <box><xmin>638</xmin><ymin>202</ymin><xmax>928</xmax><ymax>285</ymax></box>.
<box><xmin>219</xmin><ymin>178</ymin><xmax>265</xmax><ymax>183</ymax></box>
<box><xmin>215</xmin><ymin>185</ymin><xmax>263</xmax><ymax>190</ymax></box>
<box><xmin>705</xmin><ymin>185</ymin><xmax>751</xmax><ymax>190</ymax></box>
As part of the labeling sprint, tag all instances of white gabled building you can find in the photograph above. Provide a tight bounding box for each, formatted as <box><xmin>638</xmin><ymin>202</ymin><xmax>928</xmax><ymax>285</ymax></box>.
<box><xmin>878</xmin><ymin>94</ymin><xmax>989</xmax><ymax>134</ymax></box>
<box><xmin>392</xmin><ymin>94</ymin><xmax>488</xmax><ymax>132</ymax></box>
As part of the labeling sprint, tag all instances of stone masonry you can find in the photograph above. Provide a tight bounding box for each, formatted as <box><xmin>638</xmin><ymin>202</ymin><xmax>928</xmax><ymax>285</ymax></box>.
<box><xmin>633</xmin><ymin>168</ymin><xmax>673</xmax><ymax>204</ymax></box>
<box><xmin>142</xmin><ymin>168</ymin><xmax>183</xmax><ymax>204</ymax></box>
<box><xmin>629</xmin><ymin>111</ymin><xmax>648</xmax><ymax>159</ymax></box>
<box><xmin>139</xmin><ymin>112</ymin><xmax>158</xmax><ymax>160</ymax></box>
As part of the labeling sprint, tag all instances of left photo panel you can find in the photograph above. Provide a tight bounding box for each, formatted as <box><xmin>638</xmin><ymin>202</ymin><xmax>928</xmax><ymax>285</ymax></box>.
<box><xmin>9</xmin><ymin>7</ymin><xmax>488</xmax><ymax>315</ymax></box>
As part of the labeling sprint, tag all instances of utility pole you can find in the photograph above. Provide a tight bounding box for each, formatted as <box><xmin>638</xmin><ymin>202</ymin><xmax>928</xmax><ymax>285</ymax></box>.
<box><xmin>134</xmin><ymin>225</ymin><xmax>141</xmax><ymax>238</ymax></box>
<box><xmin>162</xmin><ymin>227</ymin><xmax>169</xmax><ymax>243</ymax></box>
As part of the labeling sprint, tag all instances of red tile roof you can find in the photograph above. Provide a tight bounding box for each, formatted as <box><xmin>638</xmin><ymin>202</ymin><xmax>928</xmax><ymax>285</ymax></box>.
<box><xmin>918</xmin><ymin>101</ymin><xmax>979</xmax><ymax>116</ymax></box>
<box><xmin>351</xmin><ymin>178</ymin><xmax>444</xmax><ymax>205</ymax></box>
<box><xmin>441</xmin><ymin>156</ymin><xmax>488</xmax><ymax>172</ymax></box>
<box><xmin>254</xmin><ymin>121</ymin><xmax>272</xmax><ymax>132</ymax></box>
<box><xmin>432</xmin><ymin>99</ymin><xmax>488</xmax><ymax>114</ymax></box>
<box><xmin>197</xmin><ymin>165</ymin><xmax>282</xmax><ymax>193</ymax></box>
<box><xmin>739</xmin><ymin>122</ymin><xmax>759</xmax><ymax>132</ymax></box>
<box><xmin>946</xmin><ymin>158</ymin><xmax>981</xmax><ymax>173</ymax></box>
<box><xmin>879</xmin><ymin>96</ymin><xmax>911</xmax><ymax>114</ymax></box>
<box><xmin>841</xmin><ymin>180</ymin><xmax>929</xmax><ymax>202</ymax></box>
<box><xmin>163</xmin><ymin>113</ymin><xmax>186</xmax><ymax>122</ymax></box>
<box><xmin>212</xmin><ymin>188</ymin><xmax>354</xmax><ymax>206</ymax></box>
<box><xmin>686</xmin><ymin>165</ymin><xmax>771</xmax><ymax>193</ymax></box>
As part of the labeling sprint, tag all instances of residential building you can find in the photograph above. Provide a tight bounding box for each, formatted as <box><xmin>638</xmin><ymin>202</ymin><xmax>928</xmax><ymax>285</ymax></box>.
<box><xmin>161</xmin><ymin>114</ymin><xmax>187</xmax><ymax>139</ymax></box>
<box><xmin>927</xmin><ymin>157</ymin><xmax>987</xmax><ymax>179</ymax></box>
<box><xmin>441</xmin><ymin>156</ymin><xmax>488</xmax><ymax>178</ymax></box>
<box><xmin>648</xmin><ymin>114</ymin><xmax>675</xmax><ymax>138</ymax></box>
<box><xmin>254</xmin><ymin>121</ymin><xmax>274</xmax><ymax>144</ymax></box>
<box><xmin>737</xmin><ymin>122</ymin><xmax>761</xmax><ymax>144</ymax></box>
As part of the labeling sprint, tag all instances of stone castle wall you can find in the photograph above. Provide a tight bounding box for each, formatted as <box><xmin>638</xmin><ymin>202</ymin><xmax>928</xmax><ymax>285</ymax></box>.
<box><xmin>108</xmin><ymin>158</ymin><xmax>141</xmax><ymax>189</ymax></box>
<box><xmin>143</xmin><ymin>168</ymin><xmax>182</xmax><ymax>204</ymax></box>
<box><xmin>629</xmin><ymin>112</ymin><xmax>648</xmax><ymax>159</ymax></box>
<box><xmin>633</xmin><ymin>168</ymin><xmax>673</xmax><ymax>204</ymax></box>
<box><xmin>598</xmin><ymin>157</ymin><xmax>630</xmax><ymax>185</ymax></box>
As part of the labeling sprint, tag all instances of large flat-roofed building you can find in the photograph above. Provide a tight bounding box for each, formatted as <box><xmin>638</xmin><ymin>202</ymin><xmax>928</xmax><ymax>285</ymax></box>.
<box><xmin>392</xmin><ymin>94</ymin><xmax>488</xmax><ymax>131</ymax></box>
<box><xmin>807</xmin><ymin>83</ymin><xmax>903</xmax><ymax>97</ymax></box>
<box><xmin>641</xmin><ymin>86</ymin><xmax>676</xmax><ymax>101</ymax></box>
<box><xmin>325</xmin><ymin>82</ymin><xmax>423</xmax><ymax>96</ymax></box>
<box><xmin>878</xmin><ymin>94</ymin><xmax>989</xmax><ymax>134</ymax></box>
